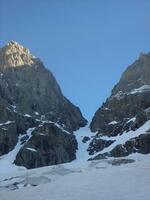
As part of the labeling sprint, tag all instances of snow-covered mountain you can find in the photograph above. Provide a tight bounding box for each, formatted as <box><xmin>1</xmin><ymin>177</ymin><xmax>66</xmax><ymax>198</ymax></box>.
<box><xmin>89</xmin><ymin>52</ymin><xmax>150</xmax><ymax>159</ymax></box>
<box><xmin>0</xmin><ymin>41</ymin><xmax>87</xmax><ymax>169</ymax></box>
<box><xmin>0</xmin><ymin>45</ymin><xmax>150</xmax><ymax>199</ymax></box>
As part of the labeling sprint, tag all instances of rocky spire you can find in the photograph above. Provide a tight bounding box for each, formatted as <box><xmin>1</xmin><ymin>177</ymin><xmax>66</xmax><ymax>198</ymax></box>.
<box><xmin>0</xmin><ymin>41</ymin><xmax>36</xmax><ymax>70</ymax></box>
<box><xmin>0</xmin><ymin>41</ymin><xmax>87</xmax><ymax>169</ymax></box>
<box><xmin>0</xmin><ymin>41</ymin><xmax>87</xmax><ymax>132</ymax></box>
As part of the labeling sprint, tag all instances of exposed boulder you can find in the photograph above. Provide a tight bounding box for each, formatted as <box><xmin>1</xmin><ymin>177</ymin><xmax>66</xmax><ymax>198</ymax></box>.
<box><xmin>82</xmin><ymin>136</ymin><xmax>91</xmax><ymax>143</ymax></box>
<box><xmin>88</xmin><ymin>138</ymin><xmax>114</xmax><ymax>155</ymax></box>
<box><xmin>14</xmin><ymin>122</ymin><xmax>77</xmax><ymax>169</ymax></box>
<box><xmin>110</xmin><ymin>145</ymin><xmax>129</xmax><ymax>157</ymax></box>
<box><xmin>110</xmin><ymin>133</ymin><xmax>150</xmax><ymax>157</ymax></box>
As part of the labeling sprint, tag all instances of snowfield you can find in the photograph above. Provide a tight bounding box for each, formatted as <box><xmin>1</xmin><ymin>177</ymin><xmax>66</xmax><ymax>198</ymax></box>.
<box><xmin>0</xmin><ymin>125</ymin><xmax>150</xmax><ymax>200</ymax></box>
<box><xmin>0</xmin><ymin>154</ymin><xmax>150</xmax><ymax>200</ymax></box>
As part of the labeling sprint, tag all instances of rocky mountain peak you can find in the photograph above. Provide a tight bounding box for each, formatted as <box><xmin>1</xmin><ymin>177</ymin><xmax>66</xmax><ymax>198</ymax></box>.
<box><xmin>89</xmin><ymin>52</ymin><xmax>150</xmax><ymax>159</ymax></box>
<box><xmin>112</xmin><ymin>52</ymin><xmax>150</xmax><ymax>95</ymax></box>
<box><xmin>139</xmin><ymin>52</ymin><xmax>150</xmax><ymax>59</ymax></box>
<box><xmin>91</xmin><ymin>52</ymin><xmax>150</xmax><ymax>132</ymax></box>
<box><xmin>0</xmin><ymin>41</ymin><xmax>36</xmax><ymax>70</ymax></box>
<box><xmin>0</xmin><ymin>41</ymin><xmax>87</xmax><ymax>132</ymax></box>
<box><xmin>0</xmin><ymin>41</ymin><xmax>87</xmax><ymax>169</ymax></box>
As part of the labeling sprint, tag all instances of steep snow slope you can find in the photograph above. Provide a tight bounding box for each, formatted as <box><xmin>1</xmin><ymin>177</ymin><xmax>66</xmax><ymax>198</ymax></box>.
<box><xmin>71</xmin><ymin>125</ymin><xmax>95</xmax><ymax>165</ymax></box>
<box><xmin>0</xmin><ymin>121</ymin><xmax>76</xmax><ymax>181</ymax></box>
<box><xmin>0</xmin><ymin>128</ymin><xmax>35</xmax><ymax>179</ymax></box>
<box><xmin>0</xmin><ymin>125</ymin><xmax>92</xmax><ymax>181</ymax></box>
<box><xmin>91</xmin><ymin>120</ymin><xmax>150</xmax><ymax>158</ymax></box>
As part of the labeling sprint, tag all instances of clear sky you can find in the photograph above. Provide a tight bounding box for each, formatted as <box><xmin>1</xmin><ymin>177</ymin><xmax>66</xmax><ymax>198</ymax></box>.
<box><xmin>0</xmin><ymin>0</ymin><xmax>150</xmax><ymax>120</ymax></box>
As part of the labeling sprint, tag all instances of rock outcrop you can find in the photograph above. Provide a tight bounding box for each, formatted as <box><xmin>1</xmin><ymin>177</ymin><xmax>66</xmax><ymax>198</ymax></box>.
<box><xmin>110</xmin><ymin>133</ymin><xmax>150</xmax><ymax>157</ymax></box>
<box><xmin>0</xmin><ymin>41</ymin><xmax>87</xmax><ymax>168</ymax></box>
<box><xmin>0</xmin><ymin>121</ymin><xmax>17</xmax><ymax>156</ymax></box>
<box><xmin>15</xmin><ymin>122</ymin><xmax>77</xmax><ymax>169</ymax></box>
<box><xmin>0</xmin><ymin>41</ymin><xmax>87</xmax><ymax>132</ymax></box>
<box><xmin>90</xmin><ymin>52</ymin><xmax>150</xmax><ymax>158</ymax></box>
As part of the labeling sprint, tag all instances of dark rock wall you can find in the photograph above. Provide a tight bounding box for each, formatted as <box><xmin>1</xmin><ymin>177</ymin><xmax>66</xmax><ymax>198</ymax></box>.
<box><xmin>91</xmin><ymin>53</ymin><xmax>150</xmax><ymax>135</ymax></box>
<box><xmin>0</xmin><ymin>41</ymin><xmax>86</xmax><ymax>167</ymax></box>
<box><xmin>15</xmin><ymin>123</ymin><xmax>77</xmax><ymax>169</ymax></box>
<box><xmin>90</xmin><ymin>53</ymin><xmax>150</xmax><ymax>158</ymax></box>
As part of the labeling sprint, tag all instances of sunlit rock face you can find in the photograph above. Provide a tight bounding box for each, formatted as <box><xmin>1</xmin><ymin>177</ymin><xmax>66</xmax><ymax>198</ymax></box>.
<box><xmin>0</xmin><ymin>41</ymin><xmax>87</xmax><ymax>132</ymax></box>
<box><xmin>0</xmin><ymin>41</ymin><xmax>35</xmax><ymax>69</ymax></box>
<box><xmin>0</xmin><ymin>41</ymin><xmax>87</xmax><ymax>168</ymax></box>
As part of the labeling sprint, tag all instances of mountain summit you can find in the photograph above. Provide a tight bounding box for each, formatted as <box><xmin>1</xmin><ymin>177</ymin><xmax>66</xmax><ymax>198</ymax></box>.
<box><xmin>112</xmin><ymin>52</ymin><xmax>150</xmax><ymax>95</ymax></box>
<box><xmin>0</xmin><ymin>41</ymin><xmax>36</xmax><ymax>69</ymax></box>
<box><xmin>89</xmin><ymin>52</ymin><xmax>150</xmax><ymax>158</ymax></box>
<box><xmin>0</xmin><ymin>41</ymin><xmax>87</xmax><ymax>131</ymax></box>
<box><xmin>0</xmin><ymin>41</ymin><xmax>87</xmax><ymax>169</ymax></box>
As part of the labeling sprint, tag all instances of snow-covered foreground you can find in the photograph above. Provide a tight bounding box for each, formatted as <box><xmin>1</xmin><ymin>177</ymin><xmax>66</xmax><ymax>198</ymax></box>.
<box><xmin>0</xmin><ymin>124</ymin><xmax>150</xmax><ymax>200</ymax></box>
<box><xmin>1</xmin><ymin>154</ymin><xmax>150</xmax><ymax>200</ymax></box>
<box><xmin>0</xmin><ymin>125</ymin><xmax>94</xmax><ymax>184</ymax></box>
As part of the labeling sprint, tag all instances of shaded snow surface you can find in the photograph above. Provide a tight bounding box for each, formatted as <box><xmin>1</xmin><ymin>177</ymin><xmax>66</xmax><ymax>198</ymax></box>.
<box><xmin>0</xmin><ymin>125</ymin><xmax>150</xmax><ymax>200</ymax></box>
<box><xmin>0</xmin><ymin>154</ymin><xmax>150</xmax><ymax>200</ymax></box>
<box><xmin>0</xmin><ymin>128</ymin><xmax>35</xmax><ymax>179</ymax></box>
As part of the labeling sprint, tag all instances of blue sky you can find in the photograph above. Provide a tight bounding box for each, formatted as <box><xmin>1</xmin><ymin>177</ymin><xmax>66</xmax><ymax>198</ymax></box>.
<box><xmin>0</xmin><ymin>0</ymin><xmax>150</xmax><ymax>120</ymax></box>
